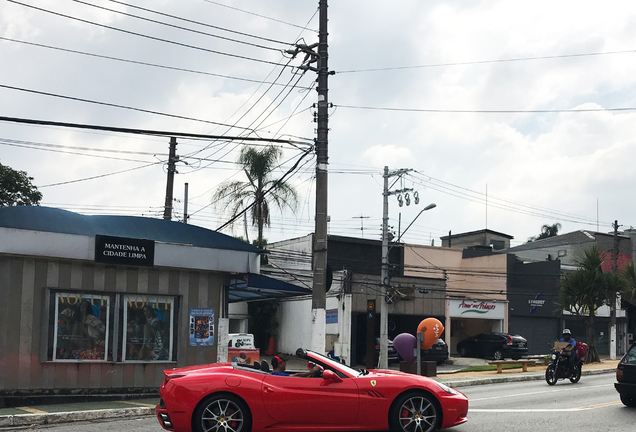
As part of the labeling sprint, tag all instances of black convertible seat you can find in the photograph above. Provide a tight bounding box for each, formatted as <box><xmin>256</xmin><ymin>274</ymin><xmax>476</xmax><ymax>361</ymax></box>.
<box><xmin>252</xmin><ymin>361</ymin><xmax>261</xmax><ymax>370</ymax></box>
<box><xmin>261</xmin><ymin>360</ymin><xmax>270</xmax><ymax>372</ymax></box>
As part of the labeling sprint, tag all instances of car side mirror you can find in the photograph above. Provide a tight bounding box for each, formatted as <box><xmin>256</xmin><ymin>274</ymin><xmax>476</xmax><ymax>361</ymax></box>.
<box><xmin>322</xmin><ymin>370</ymin><xmax>342</xmax><ymax>382</ymax></box>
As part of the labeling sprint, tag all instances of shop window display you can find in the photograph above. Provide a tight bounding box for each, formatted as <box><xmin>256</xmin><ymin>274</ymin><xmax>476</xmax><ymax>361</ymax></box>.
<box><xmin>52</xmin><ymin>292</ymin><xmax>110</xmax><ymax>361</ymax></box>
<box><xmin>123</xmin><ymin>295</ymin><xmax>175</xmax><ymax>361</ymax></box>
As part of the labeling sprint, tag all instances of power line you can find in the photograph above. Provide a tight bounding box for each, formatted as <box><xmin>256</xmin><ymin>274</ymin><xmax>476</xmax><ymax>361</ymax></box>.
<box><xmin>407</xmin><ymin>171</ymin><xmax>612</xmax><ymax>228</ymax></box>
<box><xmin>0</xmin><ymin>85</ymin><xmax>262</xmax><ymax>131</ymax></box>
<box><xmin>72</xmin><ymin>0</ymin><xmax>285</xmax><ymax>52</ymax></box>
<box><xmin>38</xmin><ymin>161</ymin><xmax>162</xmax><ymax>188</ymax></box>
<box><xmin>200</xmin><ymin>0</ymin><xmax>318</xmax><ymax>32</ymax></box>
<box><xmin>0</xmin><ymin>37</ymin><xmax>310</xmax><ymax>89</ymax></box>
<box><xmin>0</xmin><ymin>115</ymin><xmax>313</xmax><ymax>145</ymax></box>
<box><xmin>336</xmin><ymin>49</ymin><xmax>636</xmax><ymax>74</ymax></box>
<box><xmin>105</xmin><ymin>0</ymin><xmax>293</xmax><ymax>45</ymax></box>
<box><xmin>7</xmin><ymin>0</ymin><xmax>293</xmax><ymax>68</ymax></box>
<box><xmin>336</xmin><ymin>104</ymin><xmax>636</xmax><ymax>114</ymax></box>
<box><xmin>410</xmin><ymin>171</ymin><xmax>607</xmax><ymax>226</ymax></box>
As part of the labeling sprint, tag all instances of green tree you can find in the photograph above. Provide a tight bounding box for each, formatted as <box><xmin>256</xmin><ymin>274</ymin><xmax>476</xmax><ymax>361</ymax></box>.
<box><xmin>557</xmin><ymin>245</ymin><xmax>627</xmax><ymax>362</ymax></box>
<box><xmin>623</xmin><ymin>262</ymin><xmax>636</xmax><ymax>291</ymax></box>
<box><xmin>213</xmin><ymin>146</ymin><xmax>298</xmax><ymax>245</ymax></box>
<box><xmin>0</xmin><ymin>163</ymin><xmax>42</xmax><ymax>206</ymax></box>
<box><xmin>527</xmin><ymin>223</ymin><xmax>562</xmax><ymax>243</ymax></box>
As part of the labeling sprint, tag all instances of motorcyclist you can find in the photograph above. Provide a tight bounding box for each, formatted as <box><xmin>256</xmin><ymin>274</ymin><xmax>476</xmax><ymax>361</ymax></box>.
<box><xmin>558</xmin><ymin>329</ymin><xmax>576</xmax><ymax>375</ymax></box>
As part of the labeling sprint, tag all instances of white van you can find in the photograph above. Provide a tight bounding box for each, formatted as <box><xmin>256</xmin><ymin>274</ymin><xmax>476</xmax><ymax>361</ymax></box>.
<box><xmin>228</xmin><ymin>333</ymin><xmax>255</xmax><ymax>349</ymax></box>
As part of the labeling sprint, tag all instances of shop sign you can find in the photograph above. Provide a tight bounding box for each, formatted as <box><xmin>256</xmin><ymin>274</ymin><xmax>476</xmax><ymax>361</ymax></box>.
<box><xmin>95</xmin><ymin>235</ymin><xmax>155</xmax><ymax>267</ymax></box>
<box><xmin>190</xmin><ymin>308</ymin><xmax>215</xmax><ymax>346</ymax></box>
<box><xmin>449</xmin><ymin>299</ymin><xmax>504</xmax><ymax>319</ymax></box>
<box><xmin>529</xmin><ymin>293</ymin><xmax>545</xmax><ymax>313</ymax></box>
<box><xmin>326</xmin><ymin>308</ymin><xmax>338</xmax><ymax>324</ymax></box>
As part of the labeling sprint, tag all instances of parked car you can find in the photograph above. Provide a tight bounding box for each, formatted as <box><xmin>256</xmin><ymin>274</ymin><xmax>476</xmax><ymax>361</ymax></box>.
<box><xmin>423</xmin><ymin>338</ymin><xmax>450</xmax><ymax>365</ymax></box>
<box><xmin>156</xmin><ymin>348</ymin><xmax>469</xmax><ymax>432</ymax></box>
<box><xmin>375</xmin><ymin>338</ymin><xmax>400</xmax><ymax>364</ymax></box>
<box><xmin>615</xmin><ymin>342</ymin><xmax>636</xmax><ymax>407</ymax></box>
<box><xmin>456</xmin><ymin>332</ymin><xmax>528</xmax><ymax>360</ymax></box>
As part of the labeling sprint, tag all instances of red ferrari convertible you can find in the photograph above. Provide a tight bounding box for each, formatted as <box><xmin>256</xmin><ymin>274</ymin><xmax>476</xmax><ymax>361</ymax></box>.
<box><xmin>156</xmin><ymin>348</ymin><xmax>468</xmax><ymax>432</ymax></box>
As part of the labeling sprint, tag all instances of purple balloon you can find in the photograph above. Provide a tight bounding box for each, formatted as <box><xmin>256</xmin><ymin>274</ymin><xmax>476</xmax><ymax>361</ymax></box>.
<box><xmin>393</xmin><ymin>333</ymin><xmax>416</xmax><ymax>363</ymax></box>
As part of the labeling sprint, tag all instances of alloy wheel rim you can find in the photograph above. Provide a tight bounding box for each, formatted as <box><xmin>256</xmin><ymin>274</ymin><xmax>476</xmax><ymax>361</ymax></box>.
<box><xmin>201</xmin><ymin>399</ymin><xmax>244</xmax><ymax>432</ymax></box>
<box><xmin>398</xmin><ymin>396</ymin><xmax>437</xmax><ymax>432</ymax></box>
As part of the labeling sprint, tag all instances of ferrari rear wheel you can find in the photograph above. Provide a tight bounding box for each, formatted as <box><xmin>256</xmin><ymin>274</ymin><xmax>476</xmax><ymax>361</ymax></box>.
<box><xmin>390</xmin><ymin>392</ymin><xmax>439</xmax><ymax>432</ymax></box>
<box><xmin>194</xmin><ymin>393</ymin><xmax>252</xmax><ymax>432</ymax></box>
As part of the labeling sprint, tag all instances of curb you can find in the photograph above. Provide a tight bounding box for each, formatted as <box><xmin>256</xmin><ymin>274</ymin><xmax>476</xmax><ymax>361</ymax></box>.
<box><xmin>0</xmin><ymin>406</ymin><xmax>155</xmax><ymax>428</ymax></box>
<box><xmin>438</xmin><ymin>367</ymin><xmax>617</xmax><ymax>389</ymax></box>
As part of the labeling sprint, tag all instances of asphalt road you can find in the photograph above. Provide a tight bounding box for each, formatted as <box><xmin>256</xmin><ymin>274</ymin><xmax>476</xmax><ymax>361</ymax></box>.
<box><xmin>455</xmin><ymin>373</ymin><xmax>635</xmax><ymax>432</ymax></box>
<box><xmin>11</xmin><ymin>374</ymin><xmax>634</xmax><ymax>432</ymax></box>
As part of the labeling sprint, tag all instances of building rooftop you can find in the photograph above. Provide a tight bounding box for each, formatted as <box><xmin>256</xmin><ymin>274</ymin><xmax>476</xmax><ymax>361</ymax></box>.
<box><xmin>0</xmin><ymin>206</ymin><xmax>261</xmax><ymax>253</ymax></box>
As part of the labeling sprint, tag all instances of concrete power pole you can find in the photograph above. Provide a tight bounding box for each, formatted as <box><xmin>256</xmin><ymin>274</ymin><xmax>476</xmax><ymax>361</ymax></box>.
<box><xmin>163</xmin><ymin>137</ymin><xmax>178</xmax><ymax>220</ymax></box>
<box><xmin>610</xmin><ymin>219</ymin><xmax>620</xmax><ymax>359</ymax></box>
<box><xmin>380</xmin><ymin>167</ymin><xmax>390</xmax><ymax>369</ymax></box>
<box><xmin>311</xmin><ymin>0</ymin><xmax>329</xmax><ymax>355</ymax></box>
<box><xmin>379</xmin><ymin>167</ymin><xmax>416</xmax><ymax>369</ymax></box>
<box><xmin>183</xmin><ymin>182</ymin><xmax>189</xmax><ymax>224</ymax></box>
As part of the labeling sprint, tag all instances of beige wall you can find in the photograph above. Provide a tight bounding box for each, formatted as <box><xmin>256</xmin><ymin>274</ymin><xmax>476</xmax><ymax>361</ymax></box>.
<box><xmin>0</xmin><ymin>255</ymin><xmax>225</xmax><ymax>393</ymax></box>
<box><xmin>349</xmin><ymin>273</ymin><xmax>446</xmax><ymax>316</ymax></box>
<box><xmin>403</xmin><ymin>245</ymin><xmax>508</xmax><ymax>301</ymax></box>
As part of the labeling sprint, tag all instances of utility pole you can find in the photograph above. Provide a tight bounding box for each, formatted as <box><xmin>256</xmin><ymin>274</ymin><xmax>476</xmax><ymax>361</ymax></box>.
<box><xmin>610</xmin><ymin>219</ymin><xmax>621</xmax><ymax>359</ymax></box>
<box><xmin>183</xmin><ymin>182</ymin><xmax>189</xmax><ymax>224</ymax></box>
<box><xmin>379</xmin><ymin>166</ymin><xmax>416</xmax><ymax>368</ymax></box>
<box><xmin>163</xmin><ymin>137</ymin><xmax>178</xmax><ymax>220</ymax></box>
<box><xmin>310</xmin><ymin>0</ymin><xmax>329</xmax><ymax>355</ymax></box>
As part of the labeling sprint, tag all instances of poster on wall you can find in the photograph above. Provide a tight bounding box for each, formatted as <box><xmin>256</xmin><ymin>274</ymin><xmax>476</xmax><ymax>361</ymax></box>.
<box><xmin>190</xmin><ymin>308</ymin><xmax>215</xmax><ymax>346</ymax></box>
<box><xmin>53</xmin><ymin>292</ymin><xmax>110</xmax><ymax>361</ymax></box>
<box><xmin>123</xmin><ymin>295</ymin><xmax>174</xmax><ymax>361</ymax></box>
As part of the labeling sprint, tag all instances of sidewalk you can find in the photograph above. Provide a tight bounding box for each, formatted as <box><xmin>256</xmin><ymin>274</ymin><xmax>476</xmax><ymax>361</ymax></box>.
<box><xmin>0</xmin><ymin>357</ymin><xmax>619</xmax><ymax>428</ymax></box>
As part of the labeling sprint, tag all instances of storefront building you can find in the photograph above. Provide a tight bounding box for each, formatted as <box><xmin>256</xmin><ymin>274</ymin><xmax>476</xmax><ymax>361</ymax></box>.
<box><xmin>404</xmin><ymin>244</ymin><xmax>510</xmax><ymax>354</ymax></box>
<box><xmin>0</xmin><ymin>207</ymin><xmax>261</xmax><ymax>401</ymax></box>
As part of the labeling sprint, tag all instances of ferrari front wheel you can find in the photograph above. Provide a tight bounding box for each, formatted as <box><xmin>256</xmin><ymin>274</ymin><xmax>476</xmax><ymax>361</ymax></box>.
<box><xmin>390</xmin><ymin>392</ymin><xmax>439</xmax><ymax>432</ymax></box>
<box><xmin>194</xmin><ymin>393</ymin><xmax>252</xmax><ymax>432</ymax></box>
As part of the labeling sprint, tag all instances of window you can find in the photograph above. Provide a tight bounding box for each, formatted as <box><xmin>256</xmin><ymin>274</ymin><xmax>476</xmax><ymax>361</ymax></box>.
<box><xmin>123</xmin><ymin>295</ymin><xmax>175</xmax><ymax>362</ymax></box>
<box><xmin>624</xmin><ymin>344</ymin><xmax>636</xmax><ymax>365</ymax></box>
<box><xmin>48</xmin><ymin>290</ymin><xmax>178</xmax><ymax>363</ymax></box>
<box><xmin>51</xmin><ymin>292</ymin><xmax>111</xmax><ymax>361</ymax></box>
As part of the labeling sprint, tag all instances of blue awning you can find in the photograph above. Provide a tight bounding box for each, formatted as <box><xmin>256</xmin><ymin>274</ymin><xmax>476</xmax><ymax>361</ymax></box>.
<box><xmin>228</xmin><ymin>273</ymin><xmax>311</xmax><ymax>302</ymax></box>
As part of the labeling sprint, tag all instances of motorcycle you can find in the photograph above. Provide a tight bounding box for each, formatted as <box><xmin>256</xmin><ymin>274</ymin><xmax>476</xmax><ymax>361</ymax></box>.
<box><xmin>545</xmin><ymin>347</ymin><xmax>583</xmax><ymax>385</ymax></box>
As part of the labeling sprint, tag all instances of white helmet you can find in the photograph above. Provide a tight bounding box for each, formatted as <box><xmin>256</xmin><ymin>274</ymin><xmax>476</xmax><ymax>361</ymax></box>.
<box><xmin>562</xmin><ymin>328</ymin><xmax>571</xmax><ymax>336</ymax></box>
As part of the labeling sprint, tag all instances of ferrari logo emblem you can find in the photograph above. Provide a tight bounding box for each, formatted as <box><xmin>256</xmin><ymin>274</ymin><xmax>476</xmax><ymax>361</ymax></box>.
<box><xmin>370</xmin><ymin>380</ymin><xmax>377</xmax><ymax>387</ymax></box>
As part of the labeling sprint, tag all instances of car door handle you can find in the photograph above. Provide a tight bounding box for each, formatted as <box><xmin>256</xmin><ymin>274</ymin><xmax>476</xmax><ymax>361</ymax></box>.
<box><xmin>264</xmin><ymin>385</ymin><xmax>274</xmax><ymax>393</ymax></box>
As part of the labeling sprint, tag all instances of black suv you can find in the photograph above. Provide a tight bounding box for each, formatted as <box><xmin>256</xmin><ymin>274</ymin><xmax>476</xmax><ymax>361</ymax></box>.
<box><xmin>456</xmin><ymin>332</ymin><xmax>528</xmax><ymax>360</ymax></box>
<box><xmin>615</xmin><ymin>342</ymin><xmax>636</xmax><ymax>407</ymax></box>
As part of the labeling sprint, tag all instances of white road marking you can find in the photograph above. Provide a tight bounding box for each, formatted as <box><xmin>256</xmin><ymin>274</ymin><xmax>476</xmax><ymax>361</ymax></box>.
<box><xmin>469</xmin><ymin>383</ymin><xmax>613</xmax><ymax>402</ymax></box>
<box><xmin>470</xmin><ymin>408</ymin><xmax>587</xmax><ymax>412</ymax></box>
<box><xmin>470</xmin><ymin>400</ymin><xmax>623</xmax><ymax>413</ymax></box>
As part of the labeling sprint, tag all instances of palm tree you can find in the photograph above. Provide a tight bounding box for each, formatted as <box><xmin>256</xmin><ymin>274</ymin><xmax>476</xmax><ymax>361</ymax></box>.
<box><xmin>213</xmin><ymin>145</ymin><xmax>298</xmax><ymax>246</ymax></box>
<box><xmin>557</xmin><ymin>245</ymin><xmax>627</xmax><ymax>362</ymax></box>
<box><xmin>526</xmin><ymin>222</ymin><xmax>562</xmax><ymax>243</ymax></box>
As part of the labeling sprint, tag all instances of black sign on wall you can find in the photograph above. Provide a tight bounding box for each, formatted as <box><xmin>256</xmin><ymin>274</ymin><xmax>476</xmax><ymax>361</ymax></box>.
<box><xmin>95</xmin><ymin>235</ymin><xmax>155</xmax><ymax>267</ymax></box>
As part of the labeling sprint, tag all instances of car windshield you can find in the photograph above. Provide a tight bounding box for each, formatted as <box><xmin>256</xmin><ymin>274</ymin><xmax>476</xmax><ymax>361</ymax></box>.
<box><xmin>305</xmin><ymin>350</ymin><xmax>361</xmax><ymax>376</ymax></box>
<box><xmin>625</xmin><ymin>344</ymin><xmax>636</xmax><ymax>364</ymax></box>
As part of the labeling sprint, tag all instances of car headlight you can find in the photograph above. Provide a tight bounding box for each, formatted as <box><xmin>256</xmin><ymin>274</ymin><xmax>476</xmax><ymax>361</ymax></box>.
<box><xmin>551</xmin><ymin>354</ymin><xmax>557</xmax><ymax>360</ymax></box>
<box><xmin>435</xmin><ymin>381</ymin><xmax>459</xmax><ymax>395</ymax></box>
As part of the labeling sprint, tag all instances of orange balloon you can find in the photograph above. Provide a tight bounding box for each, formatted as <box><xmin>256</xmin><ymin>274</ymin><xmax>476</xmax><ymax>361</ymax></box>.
<box><xmin>417</xmin><ymin>318</ymin><xmax>444</xmax><ymax>350</ymax></box>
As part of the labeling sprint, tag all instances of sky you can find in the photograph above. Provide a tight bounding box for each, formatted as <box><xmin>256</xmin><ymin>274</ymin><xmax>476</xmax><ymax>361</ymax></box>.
<box><xmin>1</xmin><ymin>0</ymin><xmax>635</xmax><ymax>249</ymax></box>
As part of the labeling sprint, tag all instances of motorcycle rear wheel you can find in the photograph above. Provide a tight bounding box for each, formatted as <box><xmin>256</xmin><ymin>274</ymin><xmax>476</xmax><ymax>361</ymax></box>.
<box><xmin>545</xmin><ymin>364</ymin><xmax>557</xmax><ymax>386</ymax></box>
<box><xmin>569</xmin><ymin>364</ymin><xmax>582</xmax><ymax>383</ymax></box>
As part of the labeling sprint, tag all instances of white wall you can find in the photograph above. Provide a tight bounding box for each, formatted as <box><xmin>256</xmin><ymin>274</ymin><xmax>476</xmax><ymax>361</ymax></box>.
<box><xmin>277</xmin><ymin>295</ymin><xmax>342</xmax><ymax>356</ymax></box>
